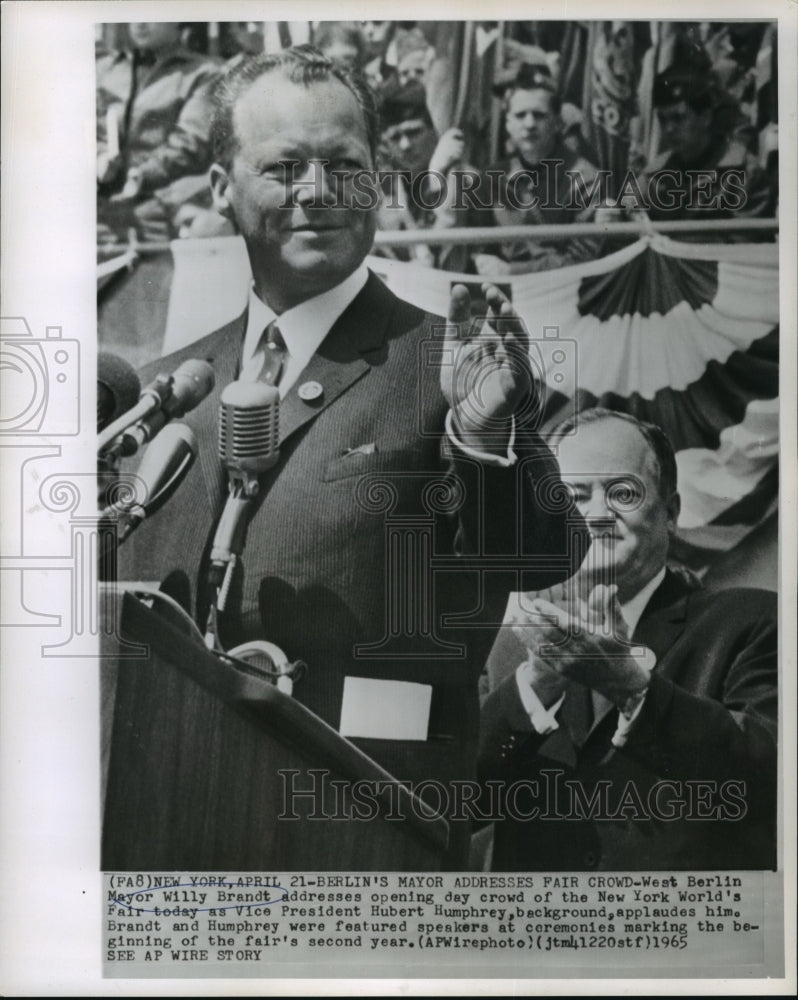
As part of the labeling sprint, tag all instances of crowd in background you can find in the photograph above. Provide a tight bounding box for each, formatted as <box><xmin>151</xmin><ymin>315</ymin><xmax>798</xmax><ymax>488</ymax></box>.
<box><xmin>96</xmin><ymin>19</ymin><xmax>779</xmax><ymax>274</ymax></box>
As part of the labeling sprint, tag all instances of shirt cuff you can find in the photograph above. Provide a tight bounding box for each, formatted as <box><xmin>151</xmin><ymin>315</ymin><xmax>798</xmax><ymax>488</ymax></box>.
<box><xmin>445</xmin><ymin>409</ymin><xmax>517</xmax><ymax>467</ymax></box>
<box><xmin>611</xmin><ymin>647</ymin><xmax>657</xmax><ymax>748</ymax></box>
<box><xmin>515</xmin><ymin>663</ymin><xmax>565</xmax><ymax>735</ymax></box>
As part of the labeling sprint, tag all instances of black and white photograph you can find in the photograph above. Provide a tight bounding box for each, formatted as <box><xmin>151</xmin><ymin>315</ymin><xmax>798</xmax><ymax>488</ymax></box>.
<box><xmin>1</xmin><ymin>0</ymin><xmax>795</xmax><ymax>994</ymax></box>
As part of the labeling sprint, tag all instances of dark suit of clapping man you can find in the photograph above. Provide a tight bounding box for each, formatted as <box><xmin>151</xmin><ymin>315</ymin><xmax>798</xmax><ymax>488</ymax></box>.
<box><xmin>479</xmin><ymin>409</ymin><xmax>777</xmax><ymax>871</ymax></box>
<box><xmin>117</xmin><ymin>46</ymin><xmax>584</xmax><ymax>868</ymax></box>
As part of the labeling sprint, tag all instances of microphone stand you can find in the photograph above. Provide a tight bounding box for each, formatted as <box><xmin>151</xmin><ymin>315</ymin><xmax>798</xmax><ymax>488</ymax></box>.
<box><xmin>204</xmin><ymin>467</ymin><xmax>259</xmax><ymax>651</ymax></box>
<box><xmin>203</xmin><ymin>379</ymin><xmax>302</xmax><ymax>692</ymax></box>
<box><xmin>202</xmin><ymin>477</ymin><xmax>303</xmax><ymax>694</ymax></box>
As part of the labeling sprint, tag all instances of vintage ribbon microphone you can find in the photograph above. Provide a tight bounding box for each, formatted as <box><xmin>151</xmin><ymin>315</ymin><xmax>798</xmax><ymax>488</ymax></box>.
<box><xmin>204</xmin><ymin>379</ymin><xmax>302</xmax><ymax>693</ymax></box>
<box><xmin>204</xmin><ymin>379</ymin><xmax>279</xmax><ymax>642</ymax></box>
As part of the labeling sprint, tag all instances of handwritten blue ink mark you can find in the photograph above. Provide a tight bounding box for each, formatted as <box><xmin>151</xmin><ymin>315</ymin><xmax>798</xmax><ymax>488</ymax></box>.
<box><xmin>110</xmin><ymin>880</ymin><xmax>290</xmax><ymax>913</ymax></box>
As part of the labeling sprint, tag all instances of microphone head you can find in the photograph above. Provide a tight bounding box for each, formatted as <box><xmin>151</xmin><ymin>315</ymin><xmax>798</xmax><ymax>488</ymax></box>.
<box><xmin>218</xmin><ymin>380</ymin><xmax>280</xmax><ymax>475</ymax></box>
<box><xmin>138</xmin><ymin>423</ymin><xmax>199</xmax><ymax>507</ymax></box>
<box><xmin>97</xmin><ymin>352</ymin><xmax>140</xmax><ymax>430</ymax></box>
<box><xmin>166</xmin><ymin>358</ymin><xmax>216</xmax><ymax>415</ymax></box>
<box><xmin>135</xmin><ymin>422</ymin><xmax>199</xmax><ymax>512</ymax></box>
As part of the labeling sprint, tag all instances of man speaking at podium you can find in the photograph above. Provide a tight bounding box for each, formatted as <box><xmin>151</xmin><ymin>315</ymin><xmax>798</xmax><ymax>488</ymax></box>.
<box><xmin>114</xmin><ymin>46</ymin><xmax>583</xmax><ymax>868</ymax></box>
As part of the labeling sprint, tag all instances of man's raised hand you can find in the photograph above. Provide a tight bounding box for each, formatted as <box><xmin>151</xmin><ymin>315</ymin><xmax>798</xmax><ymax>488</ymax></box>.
<box><xmin>441</xmin><ymin>283</ymin><xmax>536</xmax><ymax>455</ymax></box>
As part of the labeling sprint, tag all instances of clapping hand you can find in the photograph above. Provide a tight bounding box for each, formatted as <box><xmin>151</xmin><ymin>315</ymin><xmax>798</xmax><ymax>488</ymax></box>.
<box><xmin>513</xmin><ymin>583</ymin><xmax>653</xmax><ymax>709</ymax></box>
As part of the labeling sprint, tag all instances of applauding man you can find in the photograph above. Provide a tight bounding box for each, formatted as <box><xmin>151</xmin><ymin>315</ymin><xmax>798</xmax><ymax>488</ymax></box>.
<box><xmin>479</xmin><ymin>408</ymin><xmax>777</xmax><ymax>871</ymax></box>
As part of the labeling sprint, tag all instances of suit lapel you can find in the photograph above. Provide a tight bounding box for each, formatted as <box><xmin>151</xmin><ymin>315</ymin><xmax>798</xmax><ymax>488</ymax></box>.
<box><xmin>186</xmin><ymin>272</ymin><xmax>397</xmax><ymax>503</ymax></box>
<box><xmin>631</xmin><ymin>569</ymin><xmax>694</xmax><ymax>672</ymax></box>
<box><xmin>278</xmin><ymin>272</ymin><xmax>394</xmax><ymax>444</ymax></box>
<box><xmin>278</xmin><ymin>352</ymin><xmax>370</xmax><ymax>443</ymax></box>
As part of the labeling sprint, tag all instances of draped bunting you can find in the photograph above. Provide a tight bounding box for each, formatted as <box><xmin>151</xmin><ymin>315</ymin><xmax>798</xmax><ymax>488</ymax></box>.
<box><xmin>370</xmin><ymin>235</ymin><xmax>779</xmax><ymax>576</ymax></box>
<box><xmin>576</xmin><ymin>248</ymin><xmax>720</xmax><ymax>319</ymax></box>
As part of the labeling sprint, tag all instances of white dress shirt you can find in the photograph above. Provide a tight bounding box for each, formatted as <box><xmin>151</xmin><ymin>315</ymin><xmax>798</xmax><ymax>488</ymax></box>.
<box><xmin>241</xmin><ymin>264</ymin><xmax>369</xmax><ymax>397</ymax></box>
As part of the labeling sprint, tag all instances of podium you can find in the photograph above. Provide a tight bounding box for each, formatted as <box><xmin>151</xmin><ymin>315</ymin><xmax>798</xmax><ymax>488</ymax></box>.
<box><xmin>101</xmin><ymin>590</ymin><xmax>449</xmax><ymax>870</ymax></box>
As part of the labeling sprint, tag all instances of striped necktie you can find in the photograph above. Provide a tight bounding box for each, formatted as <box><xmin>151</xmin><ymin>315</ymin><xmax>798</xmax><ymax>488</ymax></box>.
<box><xmin>241</xmin><ymin>322</ymin><xmax>287</xmax><ymax>386</ymax></box>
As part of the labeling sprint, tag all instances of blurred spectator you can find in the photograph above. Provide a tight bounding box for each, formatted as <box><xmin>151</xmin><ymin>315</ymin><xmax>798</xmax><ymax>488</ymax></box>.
<box><xmin>705</xmin><ymin>23</ymin><xmax>776</xmax><ymax>171</ymax></box>
<box><xmin>376</xmin><ymin>79</ymin><xmax>480</xmax><ymax>271</ymax></box>
<box><xmin>494</xmin><ymin>37</ymin><xmax>557</xmax><ymax>93</ymax></box>
<box><xmin>705</xmin><ymin>23</ymin><xmax>767</xmax><ymax>109</ymax></box>
<box><xmin>474</xmin><ymin>65</ymin><xmax>602</xmax><ymax>275</ymax></box>
<box><xmin>397</xmin><ymin>48</ymin><xmax>430</xmax><ymax>87</ymax></box>
<box><xmin>313</xmin><ymin>21</ymin><xmax>367</xmax><ymax>73</ymax></box>
<box><xmin>379</xmin><ymin>79</ymin><xmax>440</xmax><ymax>176</ymax></box>
<box><xmin>362</xmin><ymin>20</ymin><xmax>398</xmax><ymax>89</ymax></box>
<box><xmin>221</xmin><ymin>23</ymin><xmax>266</xmax><ymax>60</ymax></box>
<box><xmin>395</xmin><ymin>28</ymin><xmax>433</xmax><ymax>87</ymax></box>
<box><xmin>96</xmin><ymin>22</ymin><xmax>220</xmax><ymax>243</ymax></box>
<box><xmin>361</xmin><ymin>22</ymin><xmax>430</xmax><ymax>91</ymax></box>
<box><xmin>362</xmin><ymin>20</ymin><xmax>394</xmax><ymax>63</ymax></box>
<box><xmin>637</xmin><ymin>63</ymin><xmax>773</xmax><ymax>224</ymax></box>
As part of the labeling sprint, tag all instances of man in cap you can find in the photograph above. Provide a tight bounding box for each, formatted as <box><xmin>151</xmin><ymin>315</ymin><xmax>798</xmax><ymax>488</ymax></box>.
<box><xmin>376</xmin><ymin>78</ymin><xmax>481</xmax><ymax>270</ymax></box>
<box><xmin>637</xmin><ymin>63</ymin><xmax>772</xmax><ymax>224</ymax></box>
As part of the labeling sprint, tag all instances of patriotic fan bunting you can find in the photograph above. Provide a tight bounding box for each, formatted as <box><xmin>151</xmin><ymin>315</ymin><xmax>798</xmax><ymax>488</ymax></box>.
<box><xmin>372</xmin><ymin>234</ymin><xmax>779</xmax><ymax>575</ymax></box>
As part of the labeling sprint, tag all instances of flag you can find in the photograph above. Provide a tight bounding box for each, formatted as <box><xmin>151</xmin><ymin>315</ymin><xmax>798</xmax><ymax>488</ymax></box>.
<box><xmin>424</xmin><ymin>21</ymin><xmax>501</xmax><ymax>169</ymax></box>
<box><xmin>581</xmin><ymin>21</ymin><xmax>639</xmax><ymax>199</ymax></box>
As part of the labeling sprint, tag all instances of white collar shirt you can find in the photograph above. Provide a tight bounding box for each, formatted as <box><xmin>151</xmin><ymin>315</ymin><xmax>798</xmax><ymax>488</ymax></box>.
<box><xmin>241</xmin><ymin>264</ymin><xmax>369</xmax><ymax>397</ymax></box>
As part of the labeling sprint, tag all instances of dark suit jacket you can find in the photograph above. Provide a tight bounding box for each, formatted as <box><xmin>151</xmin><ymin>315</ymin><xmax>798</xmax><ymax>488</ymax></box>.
<box><xmin>116</xmin><ymin>271</ymin><xmax>584</xmax><ymax>864</ymax></box>
<box><xmin>478</xmin><ymin>570</ymin><xmax>778</xmax><ymax>870</ymax></box>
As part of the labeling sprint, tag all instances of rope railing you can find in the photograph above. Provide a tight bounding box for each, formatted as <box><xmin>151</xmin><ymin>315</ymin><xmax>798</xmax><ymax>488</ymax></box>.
<box><xmin>97</xmin><ymin>217</ymin><xmax>779</xmax><ymax>260</ymax></box>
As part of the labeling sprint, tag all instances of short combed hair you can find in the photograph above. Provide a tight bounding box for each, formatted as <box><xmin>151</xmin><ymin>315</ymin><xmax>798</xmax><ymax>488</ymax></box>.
<box><xmin>502</xmin><ymin>64</ymin><xmax>561</xmax><ymax>116</ymax></box>
<box><xmin>211</xmin><ymin>44</ymin><xmax>380</xmax><ymax>171</ymax></box>
<box><xmin>547</xmin><ymin>408</ymin><xmax>679</xmax><ymax>503</ymax></box>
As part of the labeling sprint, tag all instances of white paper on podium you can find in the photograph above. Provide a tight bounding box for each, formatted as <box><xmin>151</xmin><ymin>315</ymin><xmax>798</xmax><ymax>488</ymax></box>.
<box><xmin>339</xmin><ymin>677</ymin><xmax>432</xmax><ymax>741</ymax></box>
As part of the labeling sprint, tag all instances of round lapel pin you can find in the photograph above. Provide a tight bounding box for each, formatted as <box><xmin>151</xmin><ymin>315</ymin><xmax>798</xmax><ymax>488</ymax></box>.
<box><xmin>297</xmin><ymin>380</ymin><xmax>323</xmax><ymax>402</ymax></box>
